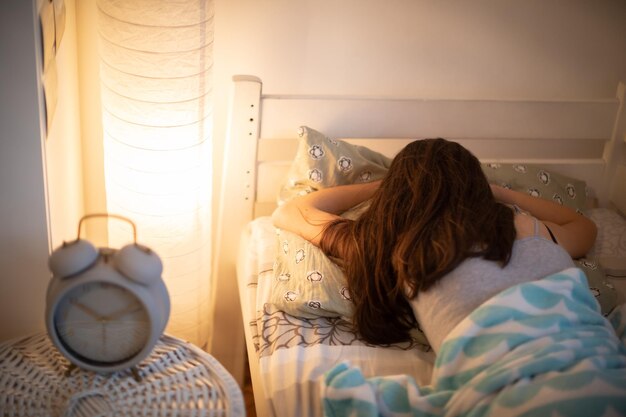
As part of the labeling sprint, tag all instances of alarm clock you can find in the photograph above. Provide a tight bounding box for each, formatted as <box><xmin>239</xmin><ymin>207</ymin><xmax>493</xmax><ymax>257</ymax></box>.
<box><xmin>45</xmin><ymin>214</ymin><xmax>170</xmax><ymax>373</ymax></box>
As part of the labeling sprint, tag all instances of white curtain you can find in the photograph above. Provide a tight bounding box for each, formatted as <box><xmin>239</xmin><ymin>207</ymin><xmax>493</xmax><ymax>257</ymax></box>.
<box><xmin>97</xmin><ymin>0</ymin><xmax>214</xmax><ymax>348</ymax></box>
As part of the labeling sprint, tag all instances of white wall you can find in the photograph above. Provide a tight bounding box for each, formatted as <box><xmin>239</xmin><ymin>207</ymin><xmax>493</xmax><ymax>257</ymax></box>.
<box><xmin>213</xmin><ymin>0</ymin><xmax>626</xmax><ymax>102</ymax></box>
<box><xmin>45</xmin><ymin>0</ymin><xmax>85</xmax><ymax>249</ymax></box>
<box><xmin>0</xmin><ymin>0</ymin><xmax>51</xmax><ymax>341</ymax></box>
<box><xmin>212</xmin><ymin>0</ymin><xmax>626</xmax><ymax>237</ymax></box>
<box><xmin>0</xmin><ymin>0</ymin><xmax>84</xmax><ymax>341</ymax></box>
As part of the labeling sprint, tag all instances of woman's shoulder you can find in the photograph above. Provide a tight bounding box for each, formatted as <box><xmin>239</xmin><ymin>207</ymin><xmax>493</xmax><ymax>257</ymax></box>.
<box><xmin>513</xmin><ymin>211</ymin><xmax>553</xmax><ymax>241</ymax></box>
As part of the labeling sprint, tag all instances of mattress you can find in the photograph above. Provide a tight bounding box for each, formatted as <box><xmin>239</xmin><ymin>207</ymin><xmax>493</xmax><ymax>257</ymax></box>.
<box><xmin>237</xmin><ymin>217</ymin><xmax>435</xmax><ymax>417</ymax></box>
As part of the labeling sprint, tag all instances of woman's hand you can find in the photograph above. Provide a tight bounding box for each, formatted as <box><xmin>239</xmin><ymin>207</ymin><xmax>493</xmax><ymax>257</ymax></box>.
<box><xmin>490</xmin><ymin>184</ymin><xmax>508</xmax><ymax>203</ymax></box>
<box><xmin>490</xmin><ymin>184</ymin><xmax>597</xmax><ymax>258</ymax></box>
<box><xmin>272</xmin><ymin>181</ymin><xmax>381</xmax><ymax>246</ymax></box>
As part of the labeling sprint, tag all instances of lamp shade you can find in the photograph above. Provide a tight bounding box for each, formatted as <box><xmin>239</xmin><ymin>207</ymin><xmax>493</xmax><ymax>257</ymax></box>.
<box><xmin>97</xmin><ymin>0</ymin><xmax>214</xmax><ymax>347</ymax></box>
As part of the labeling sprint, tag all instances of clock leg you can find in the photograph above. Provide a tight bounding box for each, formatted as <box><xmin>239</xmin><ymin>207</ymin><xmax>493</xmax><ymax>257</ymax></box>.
<box><xmin>131</xmin><ymin>366</ymin><xmax>142</xmax><ymax>383</ymax></box>
<box><xmin>64</xmin><ymin>363</ymin><xmax>78</xmax><ymax>377</ymax></box>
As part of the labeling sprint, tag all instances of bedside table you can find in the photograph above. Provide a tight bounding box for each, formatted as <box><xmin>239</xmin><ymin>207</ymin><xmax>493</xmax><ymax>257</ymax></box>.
<box><xmin>0</xmin><ymin>332</ymin><xmax>245</xmax><ymax>416</ymax></box>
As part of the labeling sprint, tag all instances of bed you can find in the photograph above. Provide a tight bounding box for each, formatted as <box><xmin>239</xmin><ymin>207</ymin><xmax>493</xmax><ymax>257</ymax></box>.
<box><xmin>215</xmin><ymin>75</ymin><xmax>626</xmax><ymax>417</ymax></box>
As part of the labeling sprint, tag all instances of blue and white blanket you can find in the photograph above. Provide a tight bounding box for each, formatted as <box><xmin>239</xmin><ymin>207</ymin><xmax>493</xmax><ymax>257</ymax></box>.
<box><xmin>322</xmin><ymin>267</ymin><xmax>626</xmax><ymax>417</ymax></box>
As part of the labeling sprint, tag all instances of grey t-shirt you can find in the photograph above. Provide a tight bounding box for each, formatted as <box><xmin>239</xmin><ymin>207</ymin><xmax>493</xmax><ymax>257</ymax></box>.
<box><xmin>410</xmin><ymin>228</ymin><xmax>574</xmax><ymax>353</ymax></box>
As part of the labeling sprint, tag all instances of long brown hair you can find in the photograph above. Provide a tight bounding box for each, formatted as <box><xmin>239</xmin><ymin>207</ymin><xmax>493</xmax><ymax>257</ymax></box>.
<box><xmin>320</xmin><ymin>138</ymin><xmax>516</xmax><ymax>344</ymax></box>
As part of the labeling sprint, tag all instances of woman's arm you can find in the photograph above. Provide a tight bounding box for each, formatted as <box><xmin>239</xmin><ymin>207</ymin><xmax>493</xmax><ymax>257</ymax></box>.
<box><xmin>272</xmin><ymin>181</ymin><xmax>381</xmax><ymax>246</ymax></box>
<box><xmin>490</xmin><ymin>184</ymin><xmax>597</xmax><ymax>258</ymax></box>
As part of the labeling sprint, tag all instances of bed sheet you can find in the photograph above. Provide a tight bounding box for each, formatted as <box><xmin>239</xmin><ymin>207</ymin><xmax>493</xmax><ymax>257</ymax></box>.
<box><xmin>237</xmin><ymin>217</ymin><xmax>435</xmax><ymax>417</ymax></box>
<box><xmin>587</xmin><ymin>208</ymin><xmax>626</xmax><ymax>259</ymax></box>
<box><xmin>587</xmin><ymin>208</ymin><xmax>626</xmax><ymax>303</ymax></box>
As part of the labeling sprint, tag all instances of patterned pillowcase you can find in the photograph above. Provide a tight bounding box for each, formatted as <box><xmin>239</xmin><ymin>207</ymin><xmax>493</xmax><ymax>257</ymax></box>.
<box><xmin>271</xmin><ymin>197</ymin><xmax>370</xmax><ymax>320</ymax></box>
<box><xmin>481</xmin><ymin>163</ymin><xmax>587</xmax><ymax>213</ymax></box>
<box><xmin>272</xmin><ymin>126</ymin><xmax>391</xmax><ymax>318</ymax></box>
<box><xmin>272</xmin><ymin>127</ymin><xmax>392</xmax><ymax>319</ymax></box>
<box><xmin>272</xmin><ymin>228</ymin><xmax>352</xmax><ymax>319</ymax></box>
<box><xmin>278</xmin><ymin>126</ymin><xmax>392</xmax><ymax>203</ymax></box>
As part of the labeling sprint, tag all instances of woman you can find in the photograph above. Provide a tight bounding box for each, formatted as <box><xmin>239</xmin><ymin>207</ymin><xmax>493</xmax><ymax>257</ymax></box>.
<box><xmin>272</xmin><ymin>138</ymin><xmax>597</xmax><ymax>351</ymax></box>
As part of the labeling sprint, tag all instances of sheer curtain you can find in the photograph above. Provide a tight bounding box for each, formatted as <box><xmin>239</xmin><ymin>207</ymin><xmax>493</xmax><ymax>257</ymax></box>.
<box><xmin>96</xmin><ymin>0</ymin><xmax>214</xmax><ymax>348</ymax></box>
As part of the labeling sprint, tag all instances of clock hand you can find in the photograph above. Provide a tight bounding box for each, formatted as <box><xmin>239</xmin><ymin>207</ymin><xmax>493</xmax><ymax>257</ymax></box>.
<box><xmin>71</xmin><ymin>300</ymin><xmax>103</xmax><ymax>319</ymax></box>
<box><xmin>104</xmin><ymin>305</ymin><xmax>143</xmax><ymax>321</ymax></box>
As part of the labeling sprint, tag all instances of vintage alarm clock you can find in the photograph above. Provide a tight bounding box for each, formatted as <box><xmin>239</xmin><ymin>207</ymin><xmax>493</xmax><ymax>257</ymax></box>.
<box><xmin>45</xmin><ymin>214</ymin><xmax>170</xmax><ymax>374</ymax></box>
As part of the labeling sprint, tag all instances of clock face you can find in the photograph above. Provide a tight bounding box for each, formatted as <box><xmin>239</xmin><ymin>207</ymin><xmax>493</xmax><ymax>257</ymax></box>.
<box><xmin>54</xmin><ymin>282</ymin><xmax>150</xmax><ymax>364</ymax></box>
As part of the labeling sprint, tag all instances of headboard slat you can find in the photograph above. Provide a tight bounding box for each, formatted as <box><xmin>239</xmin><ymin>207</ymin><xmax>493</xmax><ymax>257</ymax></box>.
<box><xmin>260</xmin><ymin>97</ymin><xmax>618</xmax><ymax>140</ymax></box>
<box><xmin>211</xmin><ymin>76</ymin><xmax>262</xmax><ymax>379</ymax></box>
<box><xmin>258</xmin><ymin>137</ymin><xmax>606</xmax><ymax>161</ymax></box>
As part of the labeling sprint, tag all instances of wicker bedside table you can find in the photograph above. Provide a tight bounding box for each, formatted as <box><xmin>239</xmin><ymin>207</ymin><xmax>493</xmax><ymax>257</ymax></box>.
<box><xmin>0</xmin><ymin>332</ymin><xmax>245</xmax><ymax>417</ymax></box>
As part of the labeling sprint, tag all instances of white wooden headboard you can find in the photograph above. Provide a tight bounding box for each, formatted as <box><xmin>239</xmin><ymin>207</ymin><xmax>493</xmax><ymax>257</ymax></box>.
<box><xmin>211</xmin><ymin>75</ymin><xmax>626</xmax><ymax>383</ymax></box>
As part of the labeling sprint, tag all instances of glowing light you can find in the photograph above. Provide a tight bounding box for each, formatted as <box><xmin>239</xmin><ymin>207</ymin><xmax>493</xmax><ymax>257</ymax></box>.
<box><xmin>97</xmin><ymin>0</ymin><xmax>214</xmax><ymax>347</ymax></box>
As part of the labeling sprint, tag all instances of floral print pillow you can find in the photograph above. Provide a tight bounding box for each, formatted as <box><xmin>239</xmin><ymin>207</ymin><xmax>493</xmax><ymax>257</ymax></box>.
<box><xmin>278</xmin><ymin>126</ymin><xmax>392</xmax><ymax>204</ymax></box>
<box><xmin>482</xmin><ymin>163</ymin><xmax>588</xmax><ymax>213</ymax></box>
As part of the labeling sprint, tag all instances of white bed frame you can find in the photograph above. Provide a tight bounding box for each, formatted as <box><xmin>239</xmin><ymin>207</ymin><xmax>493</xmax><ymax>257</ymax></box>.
<box><xmin>213</xmin><ymin>75</ymin><xmax>626</xmax><ymax>416</ymax></box>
